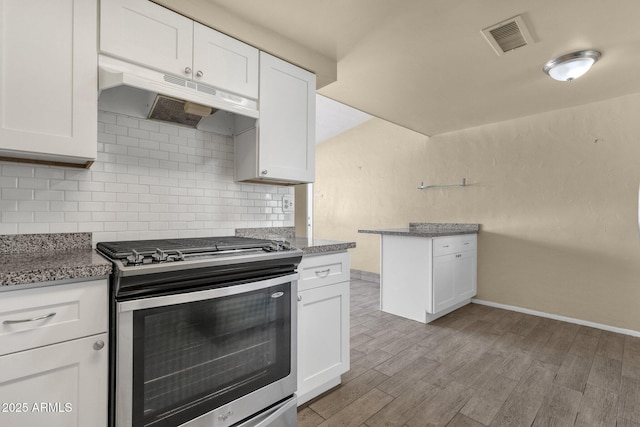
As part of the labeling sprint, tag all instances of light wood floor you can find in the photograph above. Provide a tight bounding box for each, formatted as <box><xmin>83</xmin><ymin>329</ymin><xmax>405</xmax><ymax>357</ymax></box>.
<box><xmin>297</xmin><ymin>278</ymin><xmax>640</xmax><ymax>427</ymax></box>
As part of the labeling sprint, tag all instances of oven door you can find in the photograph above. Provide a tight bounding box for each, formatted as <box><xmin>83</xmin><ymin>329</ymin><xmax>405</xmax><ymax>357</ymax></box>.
<box><xmin>115</xmin><ymin>273</ymin><xmax>297</xmax><ymax>427</ymax></box>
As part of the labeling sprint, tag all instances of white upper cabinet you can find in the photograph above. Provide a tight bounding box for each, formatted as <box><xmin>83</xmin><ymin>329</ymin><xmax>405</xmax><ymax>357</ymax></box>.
<box><xmin>0</xmin><ymin>0</ymin><xmax>97</xmax><ymax>166</ymax></box>
<box><xmin>235</xmin><ymin>52</ymin><xmax>316</xmax><ymax>184</ymax></box>
<box><xmin>100</xmin><ymin>0</ymin><xmax>258</xmax><ymax>99</ymax></box>
<box><xmin>193</xmin><ymin>23</ymin><xmax>259</xmax><ymax>99</ymax></box>
<box><xmin>100</xmin><ymin>0</ymin><xmax>193</xmax><ymax>79</ymax></box>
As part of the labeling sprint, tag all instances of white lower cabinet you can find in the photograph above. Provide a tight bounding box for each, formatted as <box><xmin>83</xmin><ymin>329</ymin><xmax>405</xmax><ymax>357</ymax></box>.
<box><xmin>380</xmin><ymin>234</ymin><xmax>477</xmax><ymax>323</ymax></box>
<box><xmin>0</xmin><ymin>333</ymin><xmax>108</xmax><ymax>427</ymax></box>
<box><xmin>0</xmin><ymin>280</ymin><xmax>108</xmax><ymax>427</ymax></box>
<box><xmin>297</xmin><ymin>252</ymin><xmax>350</xmax><ymax>405</ymax></box>
<box><xmin>432</xmin><ymin>250</ymin><xmax>476</xmax><ymax>314</ymax></box>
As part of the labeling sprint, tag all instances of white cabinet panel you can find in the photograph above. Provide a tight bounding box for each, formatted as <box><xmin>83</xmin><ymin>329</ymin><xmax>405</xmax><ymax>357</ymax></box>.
<box><xmin>193</xmin><ymin>23</ymin><xmax>258</xmax><ymax>98</ymax></box>
<box><xmin>455</xmin><ymin>250</ymin><xmax>477</xmax><ymax>301</ymax></box>
<box><xmin>298</xmin><ymin>251</ymin><xmax>350</xmax><ymax>292</ymax></box>
<box><xmin>296</xmin><ymin>252</ymin><xmax>350</xmax><ymax>405</ymax></box>
<box><xmin>235</xmin><ymin>52</ymin><xmax>316</xmax><ymax>184</ymax></box>
<box><xmin>0</xmin><ymin>280</ymin><xmax>108</xmax><ymax>427</ymax></box>
<box><xmin>100</xmin><ymin>0</ymin><xmax>193</xmax><ymax>77</ymax></box>
<box><xmin>432</xmin><ymin>253</ymin><xmax>457</xmax><ymax>314</ymax></box>
<box><xmin>0</xmin><ymin>333</ymin><xmax>108</xmax><ymax>427</ymax></box>
<box><xmin>100</xmin><ymin>0</ymin><xmax>259</xmax><ymax>100</ymax></box>
<box><xmin>380</xmin><ymin>234</ymin><xmax>477</xmax><ymax>323</ymax></box>
<box><xmin>258</xmin><ymin>52</ymin><xmax>316</xmax><ymax>183</ymax></box>
<box><xmin>298</xmin><ymin>282</ymin><xmax>349</xmax><ymax>393</ymax></box>
<box><xmin>0</xmin><ymin>0</ymin><xmax>96</xmax><ymax>165</ymax></box>
<box><xmin>380</xmin><ymin>235</ymin><xmax>431</xmax><ymax>323</ymax></box>
<box><xmin>0</xmin><ymin>280</ymin><xmax>108</xmax><ymax>356</ymax></box>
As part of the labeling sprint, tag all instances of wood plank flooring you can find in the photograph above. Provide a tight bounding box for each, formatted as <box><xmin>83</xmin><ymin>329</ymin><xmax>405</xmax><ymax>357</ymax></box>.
<box><xmin>297</xmin><ymin>278</ymin><xmax>640</xmax><ymax>427</ymax></box>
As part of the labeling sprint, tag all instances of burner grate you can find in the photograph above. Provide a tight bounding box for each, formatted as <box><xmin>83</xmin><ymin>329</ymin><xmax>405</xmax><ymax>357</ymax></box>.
<box><xmin>97</xmin><ymin>236</ymin><xmax>283</xmax><ymax>261</ymax></box>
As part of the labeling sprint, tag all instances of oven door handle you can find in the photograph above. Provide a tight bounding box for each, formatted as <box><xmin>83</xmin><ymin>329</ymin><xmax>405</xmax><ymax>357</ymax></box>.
<box><xmin>235</xmin><ymin>396</ymin><xmax>297</xmax><ymax>427</ymax></box>
<box><xmin>118</xmin><ymin>273</ymin><xmax>299</xmax><ymax>312</ymax></box>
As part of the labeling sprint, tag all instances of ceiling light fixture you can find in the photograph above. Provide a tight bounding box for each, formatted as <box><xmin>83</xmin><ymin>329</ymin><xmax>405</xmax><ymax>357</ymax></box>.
<box><xmin>542</xmin><ymin>50</ymin><xmax>601</xmax><ymax>82</ymax></box>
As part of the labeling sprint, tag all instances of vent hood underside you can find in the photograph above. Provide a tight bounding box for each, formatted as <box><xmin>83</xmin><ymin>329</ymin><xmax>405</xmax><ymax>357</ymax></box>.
<box><xmin>98</xmin><ymin>55</ymin><xmax>258</xmax><ymax>134</ymax></box>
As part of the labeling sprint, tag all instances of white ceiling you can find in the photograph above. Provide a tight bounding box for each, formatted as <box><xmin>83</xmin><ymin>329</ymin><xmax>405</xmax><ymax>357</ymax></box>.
<box><xmin>192</xmin><ymin>0</ymin><xmax>640</xmax><ymax>136</ymax></box>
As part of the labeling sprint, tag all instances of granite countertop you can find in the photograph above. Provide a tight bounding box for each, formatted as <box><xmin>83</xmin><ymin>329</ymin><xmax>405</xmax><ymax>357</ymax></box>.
<box><xmin>0</xmin><ymin>233</ymin><xmax>112</xmax><ymax>288</ymax></box>
<box><xmin>288</xmin><ymin>237</ymin><xmax>356</xmax><ymax>255</ymax></box>
<box><xmin>359</xmin><ymin>223</ymin><xmax>480</xmax><ymax>238</ymax></box>
<box><xmin>235</xmin><ymin>227</ymin><xmax>355</xmax><ymax>255</ymax></box>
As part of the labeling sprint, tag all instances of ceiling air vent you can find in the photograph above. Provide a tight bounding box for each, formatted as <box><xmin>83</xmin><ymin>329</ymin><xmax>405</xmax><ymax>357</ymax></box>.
<box><xmin>482</xmin><ymin>15</ymin><xmax>533</xmax><ymax>56</ymax></box>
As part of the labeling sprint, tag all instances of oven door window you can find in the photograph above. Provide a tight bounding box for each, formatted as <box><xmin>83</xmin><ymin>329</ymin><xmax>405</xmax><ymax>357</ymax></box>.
<box><xmin>131</xmin><ymin>283</ymin><xmax>291</xmax><ymax>427</ymax></box>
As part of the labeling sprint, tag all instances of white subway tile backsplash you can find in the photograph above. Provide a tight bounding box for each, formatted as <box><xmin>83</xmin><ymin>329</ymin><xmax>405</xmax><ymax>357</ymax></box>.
<box><xmin>3</xmin><ymin>188</ymin><xmax>33</xmax><ymax>200</ymax></box>
<box><xmin>35</xmin><ymin>169</ymin><xmax>65</xmax><ymax>180</ymax></box>
<box><xmin>35</xmin><ymin>211</ymin><xmax>65</xmax><ymax>223</ymax></box>
<box><xmin>18</xmin><ymin>201</ymin><xmax>49</xmax><ymax>212</ymax></box>
<box><xmin>0</xmin><ymin>111</ymin><xmax>293</xmax><ymax>244</ymax></box>
<box><xmin>34</xmin><ymin>190</ymin><xmax>64</xmax><ymax>201</ymax></box>
<box><xmin>19</xmin><ymin>223</ymin><xmax>50</xmax><ymax>234</ymax></box>
<box><xmin>2</xmin><ymin>165</ymin><xmax>34</xmax><ymax>178</ymax></box>
<box><xmin>51</xmin><ymin>180</ymin><xmax>80</xmax><ymax>191</ymax></box>
<box><xmin>65</xmin><ymin>212</ymin><xmax>92</xmax><ymax>222</ymax></box>
<box><xmin>0</xmin><ymin>224</ymin><xmax>17</xmax><ymax>234</ymax></box>
<box><xmin>50</xmin><ymin>223</ymin><xmax>79</xmax><ymax>233</ymax></box>
<box><xmin>4</xmin><ymin>211</ymin><xmax>33</xmax><ymax>222</ymax></box>
<box><xmin>0</xmin><ymin>177</ymin><xmax>17</xmax><ymax>188</ymax></box>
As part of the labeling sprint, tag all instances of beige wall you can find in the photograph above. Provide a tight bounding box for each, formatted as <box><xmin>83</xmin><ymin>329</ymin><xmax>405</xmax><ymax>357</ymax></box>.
<box><xmin>314</xmin><ymin>93</ymin><xmax>640</xmax><ymax>332</ymax></box>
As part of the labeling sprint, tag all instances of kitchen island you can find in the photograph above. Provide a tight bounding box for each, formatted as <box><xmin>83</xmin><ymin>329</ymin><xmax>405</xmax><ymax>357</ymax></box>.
<box><xmin>359</xmin><ymin>223</ymin><xmax>479</xmax><ymax>323</ymax></box>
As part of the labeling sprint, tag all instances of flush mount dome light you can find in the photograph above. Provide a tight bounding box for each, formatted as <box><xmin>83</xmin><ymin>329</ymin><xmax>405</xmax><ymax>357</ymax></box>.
<box><xmin>543</xmin><ymin>50</ymin><xmax>601</xmax><ymax>82</ymax></box>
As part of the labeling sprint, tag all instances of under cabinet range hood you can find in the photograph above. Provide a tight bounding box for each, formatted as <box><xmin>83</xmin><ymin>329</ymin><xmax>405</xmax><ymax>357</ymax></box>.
<box><xmin>97</xmin><ymin>55</ymin><xmax>258</xmax><ymax>132</ymax></box>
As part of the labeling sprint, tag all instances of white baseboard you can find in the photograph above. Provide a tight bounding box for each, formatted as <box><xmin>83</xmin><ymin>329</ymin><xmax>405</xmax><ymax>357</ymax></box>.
<box><xmin>472</xmin><ymin>298</ymin><xmax>640</xmax><ymax>338</ymax></box>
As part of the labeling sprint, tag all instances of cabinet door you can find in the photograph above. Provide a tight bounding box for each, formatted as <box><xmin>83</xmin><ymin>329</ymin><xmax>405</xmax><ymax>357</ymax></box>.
<box><xmin>297</xmin><ymin>281</ymin><xmax>349</xmax><ymax>399</ymax></box>
<box><xmin>0</xmin><ymin>333</ymin><xmax>108</xmax><ymax>427</ymax></box>
<box><xmin>432</xmin><ymin>250</ymin><xmax>477</xmax><ymax>314</ymax></box>
<box><xmin>100</xmin><ymin>0</ymin><xmax>193</xmax><ymax>78</ymax></box>
<box><xmin>258</xmin><ymin>52</ymin><xmax>316</xmax><ymax>183</ymax></box>
<box><xmin>0</xmin><ymin>0</ymin><xmax>96</xmax><ymax>165</ymax></box>
<box><xmin>431</xmin><ymin>254</ymin><xmax>457</xmax><ymax>314</ymax></box>
<box><xmin>193</xmin><ymin>23</ymin><xmax>258</xmax><ymax>99</ymax></box>
<box><xmin>455</xmin><ymin>250</ymin><xmax>477</xmax><ymax>300</ymax></box>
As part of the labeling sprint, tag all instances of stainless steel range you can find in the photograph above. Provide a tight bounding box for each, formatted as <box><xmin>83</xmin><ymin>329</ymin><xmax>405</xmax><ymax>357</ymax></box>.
<box><xmin>97</xmin><ymin>236</ymin><xmax>301</xmax><ymax>427</ymax></box>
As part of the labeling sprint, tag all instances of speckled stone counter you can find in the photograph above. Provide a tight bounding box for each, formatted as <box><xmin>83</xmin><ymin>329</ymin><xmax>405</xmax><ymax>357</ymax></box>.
<box><xmin>235</xmin><ymin>227</ymin><xmax>355</xmax><ymax>255</ymax></box>
<box><xmin>0</xmin><ymin>233</ymin><xmax>112</xmax><ymax>287</ymax></box>
<box><xmin>288</xmin><ymin>237</ymin><xmax>355</xmax><ymax>255</ymax></box>
<box><xmin>359</xmin><ymin>222</ymin><xmax>479</xmax><ymax>237</ymax></box>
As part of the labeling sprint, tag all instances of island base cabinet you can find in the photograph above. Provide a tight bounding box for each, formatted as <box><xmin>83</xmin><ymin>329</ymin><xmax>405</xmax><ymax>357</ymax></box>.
<box><xmin>380</xmin><ymin>234</ymin><xmax>477</xmax><ymax>323</ymax></box>
<box><xmin>297</xmin><ymin>281</ymin><xmax>349</xmax><ymax>405</ymax></box>
<box><xmin>0</xmin><ymin>333</ymin><xmax>108</xmax><ymax>427</ymax></box>
<box><xmin>431</xmin><ymin>250</ymin><xmax>476</xmax><ymax>314</ymax></box>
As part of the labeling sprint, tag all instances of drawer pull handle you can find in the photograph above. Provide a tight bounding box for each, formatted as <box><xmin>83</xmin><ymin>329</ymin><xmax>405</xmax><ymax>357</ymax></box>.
<box><xmin>93</xmin><ymin>340</ymin><xmax>105</xmax><ymax>351</ymax></box>
<box><xmin>315</xmin><ymin>269</ymin><xmax>331</xmax><ymax>278</ymax></box>
<box><xmin>297</xmin><ymin>295</ymin><xmax>302</xmax><ymax>302</ymax></box>
<box><xmin>464</xmin><ymin>242</ymin><xmax>470</xmax><ymax>245</ymax></box>
<box><xmin>442</xmin><ymin>245</ymin><xmax>449</xmax><ymax>248</ymax></box>
<box><xmin>3</xmin><ymin>312</ymin><xmax>56</xmax><ymax>325</ymax></box>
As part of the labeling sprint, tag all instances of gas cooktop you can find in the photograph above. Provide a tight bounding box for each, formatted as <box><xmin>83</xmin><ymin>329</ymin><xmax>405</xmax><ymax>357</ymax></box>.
<box><xmin>97</xmin><ymin>236</ymin><xmax>294</xmax><ymax>267</ymax></box>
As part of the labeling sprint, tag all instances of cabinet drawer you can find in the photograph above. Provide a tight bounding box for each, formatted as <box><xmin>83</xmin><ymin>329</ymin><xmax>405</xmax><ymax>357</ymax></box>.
<box><xmin>432</xmin><ymin>234</ymin><xmax>477</xmax><ymax>257</ymax></box>
<box><xmin>298</xmin><ymin>252</ymin><xmax>350</xmax><ymax>292</ymax></box>
<box><xmin>0</xmin><ymin>279</ymin><xmax>108</xmax><ymax>356</ymax></box>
